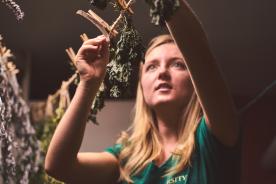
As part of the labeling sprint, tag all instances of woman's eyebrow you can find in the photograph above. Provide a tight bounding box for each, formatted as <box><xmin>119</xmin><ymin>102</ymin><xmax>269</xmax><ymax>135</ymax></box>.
<box><xmin>169</xmin><ymin>57</ymin><xmax>184</xmax><ymax>61</ymax></box>
<box><xmin>144</xmin><ymin>59</ymin><xmax>158</xmax><ymax>65</ymax></box>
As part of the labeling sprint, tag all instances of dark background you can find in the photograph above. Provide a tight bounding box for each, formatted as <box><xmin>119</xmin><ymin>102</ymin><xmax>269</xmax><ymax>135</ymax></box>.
<box><xmin>1</xmin><ymin>0</ymin><xmax>275</xmax><ymax>100</ymax></box>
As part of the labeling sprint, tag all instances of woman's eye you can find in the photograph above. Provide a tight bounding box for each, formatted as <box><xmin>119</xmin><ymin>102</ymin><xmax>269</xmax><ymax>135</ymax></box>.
<box><xmin>171</xmin><ymin>61</ymin><xmax>185</xmax><ymax>69</ymax></box>
<box><xmin>146</xmin><ymin>64</ymin><xmax>156</xmax><ymax>71</ymax></box>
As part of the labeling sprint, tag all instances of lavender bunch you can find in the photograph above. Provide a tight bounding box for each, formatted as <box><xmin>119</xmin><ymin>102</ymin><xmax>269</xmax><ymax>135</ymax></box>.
<box><xmin>1</xmin><ymin>0</ymin><xmax>24</xmax><ymax>20</ymax></box>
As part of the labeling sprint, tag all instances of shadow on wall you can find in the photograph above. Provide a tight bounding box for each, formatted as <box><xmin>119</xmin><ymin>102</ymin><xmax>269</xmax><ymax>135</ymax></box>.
<box><xmin>239</xmin><ymin>95</ymin><xmax>276</xmax><ymax>184</ymax></box>
<box><xmin>80</xmin><ymin>100</ymin><xmax>135</xmax><ymax>152</ymax></box>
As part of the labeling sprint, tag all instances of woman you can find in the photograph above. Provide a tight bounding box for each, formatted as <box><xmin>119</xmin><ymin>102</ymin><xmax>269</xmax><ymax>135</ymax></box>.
<box><xmin>45</xmin><ymin>0</ymin><xmax>240</xmax><ymax>183</ymax></box>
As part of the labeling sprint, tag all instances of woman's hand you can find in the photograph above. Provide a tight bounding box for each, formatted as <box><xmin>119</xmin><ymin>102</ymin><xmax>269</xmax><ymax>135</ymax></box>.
<box><xmin>75</xmin><ymin>35</ymin><xmax>109</xmax><ymax>88</ymax></box>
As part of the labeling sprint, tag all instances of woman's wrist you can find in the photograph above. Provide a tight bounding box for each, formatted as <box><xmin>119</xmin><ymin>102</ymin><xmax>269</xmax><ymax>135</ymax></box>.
<box><xmin>78</xmin><ymin>80</ymin><xmax>100</xmax><ymax>95</ymax></box>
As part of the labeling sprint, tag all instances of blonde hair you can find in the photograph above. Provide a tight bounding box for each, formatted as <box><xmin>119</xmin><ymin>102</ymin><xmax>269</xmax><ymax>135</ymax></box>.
<box><xmin>117</xmin><ymin>35</ymin><xmax>202</xmax><ymax>183</ymax></box>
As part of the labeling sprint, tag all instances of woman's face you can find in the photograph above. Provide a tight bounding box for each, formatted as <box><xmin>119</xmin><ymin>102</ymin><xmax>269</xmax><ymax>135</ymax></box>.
<box><xmin>141</xmin><ymin>43</ymin><xmax>193</xmax><ymax>110</ymax></box>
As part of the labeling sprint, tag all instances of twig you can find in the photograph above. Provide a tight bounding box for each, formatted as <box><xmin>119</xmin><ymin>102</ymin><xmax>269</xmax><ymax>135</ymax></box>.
<box><xmin>80</xmin><ymin>33</ymin><xmax>89</xmax><ymax>42</ymax></box>
<box><xmin>76</xmin><ymin>10</ymin><xmax>118</xmax><ymax>38</ymax></box>
<box><xmin>51</xmin><ymin>73</ymin><xmax>78</xmax><ymax>100</ymax></box>
<box><xmin>117</xmin><ymin>0</ymin><xmax>134</xmax><ymax>14</ymax></box>
<box><xmin>65</xmin><ymin>47</ymin><xmax>77</xmax><ymax>67</ymax></box>
<box><xmin>110</xmin><ymin>0</ymin><xmax>135</xmax><ymax>33</ymax></box>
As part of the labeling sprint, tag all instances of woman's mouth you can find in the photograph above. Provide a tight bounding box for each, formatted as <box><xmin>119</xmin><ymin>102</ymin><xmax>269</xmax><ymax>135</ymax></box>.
<box><xmin>155</xmin><ymin>83</ymin><xmax>172</xmax><ymax>91</ymax></box>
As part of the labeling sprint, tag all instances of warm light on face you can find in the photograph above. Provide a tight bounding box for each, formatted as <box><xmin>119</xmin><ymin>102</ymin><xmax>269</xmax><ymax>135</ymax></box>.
<box><xmin>141</xmin><ymin>43</ymin><xmax>193</xmax><ymax>110</ymax></box>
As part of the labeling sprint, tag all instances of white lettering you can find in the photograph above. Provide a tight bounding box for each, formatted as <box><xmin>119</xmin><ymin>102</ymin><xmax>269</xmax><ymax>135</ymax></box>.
<box><xmin>167</xmin><ymin>175</ymin><xmax>187</xmax><ymax>184</ymax></box>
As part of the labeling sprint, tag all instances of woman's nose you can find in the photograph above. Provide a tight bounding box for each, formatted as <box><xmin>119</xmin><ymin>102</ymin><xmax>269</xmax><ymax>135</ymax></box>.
<box><xmin>158</xmin><ymin>66</ymin><xmax>171</xmax><ymax>80</ymax></box>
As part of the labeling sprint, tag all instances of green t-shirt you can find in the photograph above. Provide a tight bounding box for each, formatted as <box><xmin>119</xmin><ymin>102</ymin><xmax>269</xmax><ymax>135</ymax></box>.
<box><xmin>105</xmin><ymin>117</ymin><xmax>240</xmax><ymax>184</ymax></box>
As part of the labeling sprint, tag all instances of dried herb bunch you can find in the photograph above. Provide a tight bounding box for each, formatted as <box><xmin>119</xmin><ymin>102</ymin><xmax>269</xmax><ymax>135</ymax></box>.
<box><xmin>88</xmin><ymin>82</ymin><xmax>105</xmax><ymax>124</ymax></box>
<box><xmin>145</xmin><ymin>0</ymin><xmax>180</xmax><ymax>26</ymax></box>
<box><xmin>0</xmin><ymin>37</ymin><xmax>40</xmax><ymax>184</ymax></box>
<box><xmin>1</xmin><ymin>0</ymin><xmax>24</xmax><ymax>20</ymax></box>
<box><xmin>107</xmin><ymin>14</ymin><xmax>144</xmax><ymax>98</ymax></box>
<box><xmin>77</xmin><ymin>0</ymin><xmax>144</xmax><ymax>123</ymax></box>
<box><xmin>33</xmin><ymin>105</ymin><xmax>65</xmax><ymax>184</ymax></box>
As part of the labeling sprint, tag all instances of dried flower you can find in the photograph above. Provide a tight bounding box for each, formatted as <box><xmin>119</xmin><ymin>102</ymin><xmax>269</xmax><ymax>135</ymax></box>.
<box><xmin>1</xmin><ymin>0</ymin><xmax>24</xmax><ymax>21</ymax></box>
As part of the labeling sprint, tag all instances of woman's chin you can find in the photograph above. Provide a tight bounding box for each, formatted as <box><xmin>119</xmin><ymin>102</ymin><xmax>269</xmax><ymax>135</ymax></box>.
<box><xmin>150</xmin><ymin>99</ymin><xmax>180</xmax><ymax>109</ymax></box>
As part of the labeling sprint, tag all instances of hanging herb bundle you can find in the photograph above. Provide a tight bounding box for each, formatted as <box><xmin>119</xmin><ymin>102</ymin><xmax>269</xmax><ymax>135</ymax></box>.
<box><xmin>0</xmin><ymin>36</ymin><xmax>40</xmax><ymax>184</ymax></box>
<box><xmin>88</xmin><ymin>82</ymin><xmax>105</xmax><ymax>124</ymax></box>
<box><xmin>107</xmin><ymin>14</ymin><xmax>144</xmax><ymax>98</ymax></box>
<box><xmin>31</xmin><ymin>80</ymin><xmax>72</xmax><ymax>184</ymax></box>
<box><xmin>145</xmin><ymin>0</ymin><xmax>180</xmax><ymax>26</ymax></box>
<box><xmin>76</xmin><ymin>0</ymin><xmax>144</xmax><ymax>124</ymax></box>
<box><xmin>32</xmin><ymin>106</ymin><xmax>65</xmax><ymax>184</ymax></box>
<box><xmin>1</xmin><ymin>0</ymin><xmax>24</xmax><ymax>20</ymax></box>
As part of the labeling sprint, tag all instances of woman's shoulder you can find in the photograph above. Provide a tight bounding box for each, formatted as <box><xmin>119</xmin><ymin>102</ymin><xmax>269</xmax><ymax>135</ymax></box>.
<box><xmin>105</xmin><ymin>144</ymin><xmax>123</xmax><ymax>158</ymax></box>
<box><xmin>195</xmin><ymin>116</ymin><xmax>241</xmax><ymax>150</ymax></box>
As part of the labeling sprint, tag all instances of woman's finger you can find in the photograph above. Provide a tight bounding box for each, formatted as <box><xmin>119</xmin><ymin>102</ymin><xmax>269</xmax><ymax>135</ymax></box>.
<box><xmin>78</xmin><ymin>45</ymin><xmax>99</xmax><ymax>55</ymax></box>
<box><xmin>82</xmin><ymin>35</ymin><xmax>106</xmax><ymax>46</ymax></box>
<box><xmin>98</xmin><ymin>37</ymin><xmax>109</xmax><ymax>61</ymax></box>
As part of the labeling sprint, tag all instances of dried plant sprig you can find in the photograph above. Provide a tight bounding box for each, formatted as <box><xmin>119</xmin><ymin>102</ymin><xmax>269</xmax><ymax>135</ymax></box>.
<box><xmin>109</xmin><ymin>0</ymin><xmax>134</xmax><ymax>34</ymax></box>
<box><xmin>116</xmin><ymin>0</ymin><xmax>134</xmax><ymax>14</ymax></box>
<box><xmin>1</xmin><ymin>0</ymin><xmax>24</xmax><ymax>21</ymax></box>
<box><xmin>88</xmin><ymin>82</ymin><xmax>105</xmax><ymax>124</ymax></box>
<box><xmin>50</xmin><ymin>73</ymin><xmax>78</xmax><ymax>101</ymax></box>
<box><xmin>6</xmin><ymin>62</ymin><xmax>19</xmax><ymax>75</ymax></box>
<box><xmin>107</xmin><ymin>14</ymin><xmax>144</xmax><ymax>98</ymax></box>
<box><xmin>89</xmin><ymin>0</ymin><xmax>111</xmax><ymax>10</ymax></box>
<box><xmin>80</xmin><ymin>33</ymin><xmax>89</xmax><ymax>42</ymax></box>
<box><xmin>0</xmin><ymin>35</ymin><xmax>3</xmax><ymax>50</ymax></box>
<box><xmin>65</xmin><ymin>47</ymin><xmax>77</xmax><ymax>67</ymax></box>
<box><xmin>0</xmin><ymin>36</ymin><xmax>12</xmax><ymax>59</ymax></box>
<box><xmin>145</xmin><ymin>0</ymin><xmax>180</xmax><ymax>26</ymax></box>
<box><xmin>0</xmin><ymin>46</ymin><xmax>12</xmax><ymax>59</ymax></box>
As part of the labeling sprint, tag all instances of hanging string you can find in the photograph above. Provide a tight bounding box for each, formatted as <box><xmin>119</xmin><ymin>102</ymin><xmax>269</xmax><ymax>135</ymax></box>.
<box><xmin>238</xmin><ymin>80</ymin><xmax>276</xmax><ymax>114</ymax></box>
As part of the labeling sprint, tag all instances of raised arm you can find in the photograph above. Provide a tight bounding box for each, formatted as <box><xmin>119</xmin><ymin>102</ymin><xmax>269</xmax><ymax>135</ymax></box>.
<box><xmin>44</xmin><ymin>36</ymin><xmax>119</xmax><ymax>183</ymax></box>
<box><xmin>166</xmin><ymin>0</ymin><xmax>239</xmax><ymax>146</ymax></box>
